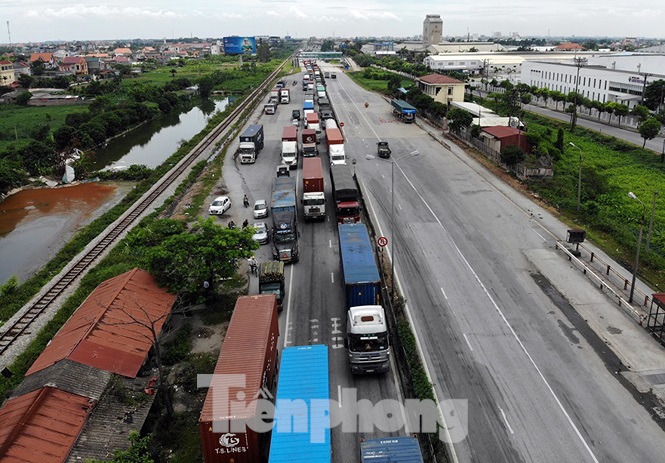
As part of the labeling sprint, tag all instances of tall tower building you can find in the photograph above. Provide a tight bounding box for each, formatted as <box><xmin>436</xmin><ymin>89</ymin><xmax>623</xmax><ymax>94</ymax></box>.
<box><xmin>423</xmin><ymin>14</ymin><xmax>443</xmax><ymax>47</ymax></box>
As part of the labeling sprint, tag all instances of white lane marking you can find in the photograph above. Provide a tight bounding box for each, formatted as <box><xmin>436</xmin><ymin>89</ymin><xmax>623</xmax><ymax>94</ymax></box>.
<box><xmin>398</xmin><ymin>203</ymin><xmax>402</xmax><ymax>210</ymax></box>
<box><xmin>500</xmin><ymin>407</ymin><xmax>515</xmax><ymax>434</ymax></box>
<box><xmin>440</xmin><ymin>287</ymin><xmax>448</xmax><ymax>300</ymax></box>
<box><xmin>534</xmin><ymin>230</ymin><xmax>547</xmax><ymax>242</ymax></box>
<box><xmin>395</xmin><ymin>166</ymin><xmax>600</xmax><ymax>462</ymax></box>
<box><xmin>331</xmin><ymin>272</ymin><xmax>335</xmax><ymax>284</ymax></box>
<box><xmin>283</xmin><ymin>262</ymin><xmax>295</xmax><ymax>348</ymax></box>
<box><xmin>338</xmin><ymin>384</ymin><xmax>343</xmax><ymax>408</ymax></box>
<box><xmin>329</xmin><ymin>239</ymin><xmax>332</xmax><ymax>248</ymax></box>
<box><xmin>463</xmin><ymin>333</ymin><xmax>473</xmax><ymax>351</ymax></box>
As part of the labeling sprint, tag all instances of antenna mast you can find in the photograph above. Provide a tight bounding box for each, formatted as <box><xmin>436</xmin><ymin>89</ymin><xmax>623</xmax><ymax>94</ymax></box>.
<box><xmin>7</xmin><ymin>21</ymin><xmax>11</xmax><ymax>47</ymax></box>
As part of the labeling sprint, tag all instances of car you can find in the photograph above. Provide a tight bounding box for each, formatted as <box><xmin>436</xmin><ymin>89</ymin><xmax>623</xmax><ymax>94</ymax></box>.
<box><xmin>209</xmin><ymin>196</ymin><xmax>231</xmax><ymax>215</ymax></box>
<box><xmin>253</xmin><ymin>199</ymin><xmax>268</xmax><ymax>219</ymax></box>
<box><xmin>292</xmin><ymin>109</ymin><xmax>301</xmax><ymax>121</ymax></box>
<box><xmin>251</xmin><ymin>222</ymin><xmax>269</xmax><ymax>245</ymax></box>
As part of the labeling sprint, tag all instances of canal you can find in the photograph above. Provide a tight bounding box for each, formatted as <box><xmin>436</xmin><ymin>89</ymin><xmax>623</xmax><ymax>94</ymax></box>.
<box><xmin>0</xmin><ymin>98</ymin><xmax>229</xmax><ymax>285</ymax></box>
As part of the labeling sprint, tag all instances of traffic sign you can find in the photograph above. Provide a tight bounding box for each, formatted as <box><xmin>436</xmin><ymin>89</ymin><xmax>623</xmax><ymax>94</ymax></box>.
<box><xmin>377</xmin><ymin>236</ymin><xmax>388</xmax><ymax>247</ymax></box>
<box><xmin>340</xmin><ymin>121</ymin><xmax>345</xmax><ymax>127</ymax></box>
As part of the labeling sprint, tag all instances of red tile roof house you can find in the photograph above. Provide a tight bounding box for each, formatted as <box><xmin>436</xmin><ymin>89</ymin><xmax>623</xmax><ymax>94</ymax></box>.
<box><xmin>479</xmin><ymin>126</ymin><xmax>530</xmax><ymax>154</ymax></box>
<box><xmin>0</xmin><ymin>268</ymin><xmax>176</xmax><ymax>463</ymax></box>
<box><xmin>58</xmin><ymin>56</ymin><xmax>89</xmax><ymax>76</ymax></box>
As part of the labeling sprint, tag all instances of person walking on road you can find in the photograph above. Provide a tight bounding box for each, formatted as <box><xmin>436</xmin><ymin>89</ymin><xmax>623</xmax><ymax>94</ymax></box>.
<box><xmin>248</xmin><ymin>256</ymin><xmax>258</xmax><ymax>276</ymax></box>
<box><xmin>243</xmin><ymin>195</ymin><xmax>249</xmax><ymax>208</ymax></box>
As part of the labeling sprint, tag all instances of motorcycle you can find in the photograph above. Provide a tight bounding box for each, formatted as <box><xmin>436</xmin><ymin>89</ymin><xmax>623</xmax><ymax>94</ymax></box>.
<box><xmin>364</xmin><ymin>102</ymin><xmax>369</xmax><ymax>108</ymax></box>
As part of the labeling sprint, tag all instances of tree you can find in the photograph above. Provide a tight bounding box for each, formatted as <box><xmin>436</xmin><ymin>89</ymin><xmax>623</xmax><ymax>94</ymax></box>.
<box><xmin>89</xmin><ymin>431</ymin><xmax>154</xmax><ymax>463</ymax></box>
<box><xmin>30</xmin><ymin>59</ymin><xmax>46</xmax><ymax>76</ymax></box>
<box><xmin>638</xmin><ymin>117</ymin><xmax>662</xmax><ymax>148</ymax></box>
<box><xmin>446</xmin><ymin>108</ymin><xmax>474</xmax><ymax>132</ymax></box>
<box><xmin>15</xmin><ymin>91</ymin><xmax>32</xmax><ymax>106</ymax></box>
<box><xmin>643</xmin><ymin>79</ymin><xmax>665</xmax><ymax>111</ymax></box>
<box><xmin>256</xmin><ymin>40</ymin><xmax>271</xmax><ymax>63</ymax></box>
<box><xmin>612</xmin><ymin>103</ymin><xmax>630</xmax><ymax>127</ymax></box>
<box><xmin>500</xmin><ymin>145</ymin><xmax>526</xmax><ymax>166</ymax></box>
<box><xmin>141</xmin><ymin>218</ymin><xmax>258</xmax><ymax>302</ymax></box>
<box><xmin>631</xmin><ymin>104</ymin><xmax>651</xmax><ymax>125</ymax></box>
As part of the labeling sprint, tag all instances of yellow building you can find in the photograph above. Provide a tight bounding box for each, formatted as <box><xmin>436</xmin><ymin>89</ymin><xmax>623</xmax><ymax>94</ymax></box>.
<box><xmin>416</xmin><ymin>74</ymin><xmax>465</xmax><ymax>104</ymax></box>
<box><xmin>0</xmin><ymin>60</ymin><xmax>15</xmax><ymax>85</ymax></box>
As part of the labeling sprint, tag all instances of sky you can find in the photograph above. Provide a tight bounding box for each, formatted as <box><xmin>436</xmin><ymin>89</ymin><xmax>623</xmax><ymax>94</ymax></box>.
<box><xmin>2</xmin><ymin>0</ymin><xmax>664</xmax><ymax>44</ymax></box>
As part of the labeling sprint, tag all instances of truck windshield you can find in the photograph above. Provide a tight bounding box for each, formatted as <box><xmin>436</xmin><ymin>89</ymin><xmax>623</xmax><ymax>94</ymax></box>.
<box><xmin>349</xmin><ymin>332</ymin><xmax>389</xmax><ymax>352</ymax></box>
<box><xmin>259</xmin><ymin>282</ymin><xmax>282</xmax><ymax>296</ymax></box>
<box><xmin>304</xmin><ymin>198</ymin><xmax>325</xmax><ymax>206</ymax></box>
<box><xmin>274</xmin><ymin>231</ymin><xmax>295</xmax><ymax>243</ymax></box>
<box><xmin>337</xmin><ymin>206</ymin><xmax>359</xmax><ymax>216</ymax></box>
<box><xmin>238</xmin><ymin>147</ymin><xmax>254</xmax><ymax>154</ymax></box>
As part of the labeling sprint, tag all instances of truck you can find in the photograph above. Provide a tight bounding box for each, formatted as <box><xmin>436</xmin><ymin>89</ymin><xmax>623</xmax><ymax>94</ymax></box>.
<box><xmin>325</xmin><ymin>126</ymin><xmax>346</xmax><ymax>166</ymax></box>
<box><xmin>338</xmin><ymin>223</ymin><xmax>390</xmax><ymax>374</ymax></box>
<box><xmin>281</xmin><ymin>126</ymin><xmax>298</xmax><ymax>169</ymax></box>
<box><xmin>258</xmin><ymin>261</ymin><xmax>285</xmax><ymax>311</ymax></box>
<box><xmin>271</xmin><ymin>177</ymin><xmax>299</xmax><ymax>263</ymax></box>
<box><xmin>200</xmin><ymin>294</ymin><xmax>279</xmax><ymax>463</ymax></box>
<box><xmin>303</xmin><ymin>100</ymin><xmax>314</xmax><ymax>113</ymax></box>
<box><xmin>360</xmin><ymin>437</ymin><xmax>424</xmax><ymax>463</ymax></box>
<box><xmin>301</xmin><ymin>128</ymin><xmax>318</xmax><ymax>157</ymax></box>
<box><xmin>302</xmin><ymin>157</ymin><xmax>326</xmax><ymax>221</ymax></box>
<box><xmin>270</xmin><ymin>87</ymin><xmax>280</xmax><ymax>102</ymax></box>
<box><xmin>237</xmin><ymin>124</ymin><xmax>264</xmax><ymax>164</ymax></box>
<box><xmin>330</xmin><ymin>164</ymin><xmax>360</xmax><ymax>223</ymax></box>
<box><xmin>279</xmin><ymin>87</ymin><xmax>290</xmax><ymax>104</ymax></box>
<box><xmin>268</xmin><ymin>345</ymin><xmax>331</xmax><ymax>463</ymax></box>
<box><xmin>306</xmin><ymin>112</ymin><xmax>321</xmax><ymax>137</ymax></box>
<box><xmin>391</xmin><ymin>99</ymin><xmax>416</xmax><ymax>123</ymax></box>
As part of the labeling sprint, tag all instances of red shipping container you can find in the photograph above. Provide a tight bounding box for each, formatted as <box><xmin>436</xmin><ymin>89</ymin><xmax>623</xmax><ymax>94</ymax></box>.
<box><xmin>301</xmin><ymin>128</ymin><xmax>316</xmax><ymax>145</ymax></box>
<box><xmin>303</xmin><ymin>157</ymin><xmax>324</xmax><ymax>193</ymax></box>
<box><xmin>199</xmin><ymin>295</ymin><xmax>279</xmax><ymax>463</ymax></box>
<box><xmin>326</xmin><ymin>128</ymin><xmax>344</xmax><ymax>146</ymax></box>
<box><xmin>281</xmin><ymin>125</ymin><xmax>297</xmax><ymax>142</ymax></box>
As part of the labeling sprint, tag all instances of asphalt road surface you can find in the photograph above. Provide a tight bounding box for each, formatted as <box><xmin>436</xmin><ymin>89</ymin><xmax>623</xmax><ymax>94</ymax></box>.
<box><xmin>322</xmin><ymin>64</ymin><xmax>665</xmax><ymax>462</ymax></box>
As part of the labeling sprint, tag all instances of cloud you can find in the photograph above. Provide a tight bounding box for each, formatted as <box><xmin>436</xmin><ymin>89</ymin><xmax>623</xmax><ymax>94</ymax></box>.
<box><xmin>25</xmin><ymin>5</ymin><xmax>180</xmax><ymax>19</ymax></box>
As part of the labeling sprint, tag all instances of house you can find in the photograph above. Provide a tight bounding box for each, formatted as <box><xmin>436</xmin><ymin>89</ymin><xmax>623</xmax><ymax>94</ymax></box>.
<box><xmin>59</xmin><ymin>56</ymin><xmax>89</xmax><ymax>76</ymax></box>
<box><xmin>0</xmin><ymin>60</ymin><xmax>15</xmax><ymax>85</ymax></box>
<box><xmin>113</xmin><ymin>47</ymin><xmax>132</xmax><ymax>57</ymax></box>
<box><xmin>416</xmin><ymin>73</ymin><xmax>466</xmax><ymax>104</ymax></box>
<box><xmin>479</xmin><ymin>126</ymin><xmax>530</xmax><ymax>153</ymax></box>
<box><xmin>29</xmin><ymin>52</ymin><xmax>57</xmax><ymax>69</ymax></box>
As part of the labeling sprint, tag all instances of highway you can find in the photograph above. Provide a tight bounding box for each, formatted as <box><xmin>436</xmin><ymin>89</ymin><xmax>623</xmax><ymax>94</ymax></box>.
<box><xmin>221</xmin><ymin>72</ymin><xmax>402</xmax><ymax>463</ymax></box>
<box><xmin>321</xmin><ymin>64</ymin><xmax>665</xmax><ymax>462</ymax></box>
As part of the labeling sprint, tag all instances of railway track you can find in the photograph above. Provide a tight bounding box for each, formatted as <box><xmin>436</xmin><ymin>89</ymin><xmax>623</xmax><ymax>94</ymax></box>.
<box><xmin>0</xmin><ymin>59</ymin><xmax>290</xmax><ymax>358</ymax></box>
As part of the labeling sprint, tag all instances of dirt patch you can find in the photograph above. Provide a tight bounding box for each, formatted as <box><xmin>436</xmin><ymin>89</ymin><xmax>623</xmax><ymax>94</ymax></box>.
<box><xmin>190</xmin><ymin>314</ymin><xmax>228</xmax><ymax>355</ymax></box>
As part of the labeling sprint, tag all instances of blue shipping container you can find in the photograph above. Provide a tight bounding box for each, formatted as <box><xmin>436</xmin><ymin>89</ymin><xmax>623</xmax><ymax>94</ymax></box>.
<box><xmin>269</xmin><ymin>345</ymin><xmax>331</xmax><ymax>463</ymax></box>
<box><xmin>338</xmin><ymin>224</ymin><xmax>381</xmax><ymax>309</ymax></box>
<box><xmin>303</xmin><ymin>101</ymin><xmax>314</xmax><ymax>111</ymax></box>
<box><xmin>272</xmin><ymin>178</ymin><xmax>297</xmax><ymax>213</ymax></box>
<box><xmin>360</xmin><ymin>436</ymin><xmax>424</xmax><ymax>463</ymax></box>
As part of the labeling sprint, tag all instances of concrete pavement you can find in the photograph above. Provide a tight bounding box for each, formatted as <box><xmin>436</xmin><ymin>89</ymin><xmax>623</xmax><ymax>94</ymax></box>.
<box><xmin>415</xmin><ymin>114</ymin><xmax>665</xmax><ymax>412</ymax></box>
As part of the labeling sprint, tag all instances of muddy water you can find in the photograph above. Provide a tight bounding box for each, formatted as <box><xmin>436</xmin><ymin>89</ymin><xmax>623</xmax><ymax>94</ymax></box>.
<box><xmin>0</xmin><ymin>182</ymin><xmax>133</xmax><ymax>285</ymax></box>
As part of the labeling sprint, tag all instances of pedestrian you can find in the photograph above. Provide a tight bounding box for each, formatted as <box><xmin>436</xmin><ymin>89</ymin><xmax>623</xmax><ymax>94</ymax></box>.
<box><xmin>242</xmin><ymin>219</ymin><xmax>249</xmax><ymax>229</ymax></box>
<box><xmin>243</xmin><ymin>195</ymin><xmax>249</xmax><ymax>208</ymax></box>
<box><xmin>228</xmin><ymin>220</ymin><xmax>236</xmax><ymax>229</ymax></box>
<box><xmin>248</xmin><ymin>256</ymin><xmax>258</xmax><ymax>276</ymax></box>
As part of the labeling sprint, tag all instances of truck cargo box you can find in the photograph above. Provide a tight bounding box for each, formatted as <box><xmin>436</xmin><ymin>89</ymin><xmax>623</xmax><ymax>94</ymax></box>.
<box><xmin>360</xmin><ymin>436</ymin><xmax>424</xmax><ymax>463</ymax></box>
<box><xmin>338</xmin><ymin>224</ymin><xmax>381</xmax><ymax>309</ymax></box>
<box><xmin>303</xmin><ymin>157</ymin><xmax>324</xmax><ymax>193</ymax></box>
<box><xmin>281</xmin><ymin>125</ymin><xmax>298</xmax><ymax>142</ymax></box>
<box><xmin>200</xmin><ymin>295</ymin><xmax>279</xmax><ymax>463</ymax></box>
<box><xmin>326</xmin><ymin>128</ymin><xmax>344</xmax><ymax>145</ymax></box>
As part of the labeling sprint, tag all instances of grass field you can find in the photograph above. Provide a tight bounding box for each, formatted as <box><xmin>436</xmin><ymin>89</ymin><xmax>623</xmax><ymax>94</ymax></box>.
<box><xmin>0</xmin><ymin>104</ymin><xmax>89</xmax><ymax>152</ymax></box>
<box><xmin>346</xmin><ymin>71</ymin><xmax>413</xmax><ymax>95</ymax></box>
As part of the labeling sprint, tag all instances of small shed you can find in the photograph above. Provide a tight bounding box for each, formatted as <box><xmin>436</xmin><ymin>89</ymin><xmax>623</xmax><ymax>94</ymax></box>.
<box><xmin>479</xmin><ymin>126</ymin><xmax>530</xmax><ymax>153</ymax></box>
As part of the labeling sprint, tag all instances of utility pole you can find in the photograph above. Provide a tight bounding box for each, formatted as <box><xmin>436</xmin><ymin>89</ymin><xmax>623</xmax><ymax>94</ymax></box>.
<box><xmin>6</xmin><ymin>21</ymin><xmax>10</xmax><ymax>47</ymax></box>
<box><xmin>639</xmin><ymin>71</ymin><xmax>653</xmax><ymax>105</ymax></box>
<box><xmin>571</xmin><ymin>57</ymin><xmax>587</xmax><ymax>131</ymax></box>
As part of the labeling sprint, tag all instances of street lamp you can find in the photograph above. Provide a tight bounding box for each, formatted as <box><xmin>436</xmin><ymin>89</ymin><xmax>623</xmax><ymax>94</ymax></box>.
<box><xmin>628</xmin><ymin>191</ymin><xmax>646</xmax><ymax>304</ymax></box>
<box><xmin>569</xmin><ymin>142</ymin><xmax>582</xmax><ymax>211</ymax></box>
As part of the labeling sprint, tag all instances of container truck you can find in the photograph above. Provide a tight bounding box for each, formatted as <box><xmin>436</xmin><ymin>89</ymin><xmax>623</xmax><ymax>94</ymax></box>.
<box><xmin>270</xmin><ymin>87</ymin><xmax>280</xmax><ymax>102</ymax></box>
<box><xmin>281</xmin><ymin>126</ymin><xmax>298</xmax><ymax>169</ymax></box>
<box><xmin>306</xmin><ymin>112</ymin><xmax>321</xmax><ymax>136</ymax></box>
<box><xmin>303</xmin><ymin>100</ymin><xmax>314</xmax><ymax>112</ymax></box>
<box><xmin>268</xmin><ymin>345</ymin><xmax>331</xmax><ymax>463</ymax></box>
<box><xmin>258</xmin><ymin>261</ymin><xmax>285</xmax><ymax>311</ymax></box>
<box><xmin>301</xmin><ymin>128</ymin><xmax>318</xmax><ymax>157</ymax></box>
<box><xmin>338</xmin><ymin>223</ymin><xmax>390</xmax><ymax>374</ymax></box>
<box><xmin>279</xmin><ymin>87</ymin><xmax>290</xmax><ymax>104</ymax></box>
<box><xmin>302</xmin><ymin>157</ymin><xmax>326</xmax><ymax>221</ymax></box>
<box><xmin>391</xmin><ymin>99</ymin><xmax>416</xmax><ymax>123</ymax></box>
<box><xmin>360</xmin><ymin>437</ymin><xmax>424</xmax><ymax>463</ymax></box>
<box><xmin>199</xmin><ymin>294</ymin><xmax>279</xmax><ymax>463</ymax></box>
<box><xmin>330</xmin><ymin>164</ymin><xmax>360</xmax><ymax>223</ymax></box>
<box><xmin>271</xmin><ymin>177</ymin><xmax>299</xmax><ymax>263</ymax></box>
<box><xmin>237</xmin><ymin>124</ymin><xmax>264</xmax><ymax>164</ymax></box>
<box><xmin>325</xmin><ymin>127</ymin><xmax>346</xmax><ymax>166</ymax></box>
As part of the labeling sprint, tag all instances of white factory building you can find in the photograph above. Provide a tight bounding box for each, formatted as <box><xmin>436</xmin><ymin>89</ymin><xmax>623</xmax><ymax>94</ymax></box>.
<box><xmin>521</xmin><ymin>54</ymin><xmax>665</xmax><ymax>108</ymax></box>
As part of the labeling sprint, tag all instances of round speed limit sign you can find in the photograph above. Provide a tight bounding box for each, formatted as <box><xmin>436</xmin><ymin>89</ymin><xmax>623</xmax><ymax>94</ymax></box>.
<box><xmin>377</xmin><ymin>236</ymin><xmax>388</xmax><ymax>247</ymax></box>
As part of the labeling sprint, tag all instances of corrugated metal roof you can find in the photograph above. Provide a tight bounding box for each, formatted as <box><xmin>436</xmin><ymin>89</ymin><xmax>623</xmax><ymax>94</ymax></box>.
<box><xmin>419</xmin><ymin>73</ymin><xmax>463</xmax><ymax>85</ymax></box>
<box><xmin>26</xmin><ymin>268</ymin><xmax>176</xmax><ymax>378</ymax></box>
<box><xmin>269</xmin><ymin>345</ymin><xmax>330</xmax><ymax>463</ymax></box>
<box><xmin>0</xmin><ymin>386</ymin><xmax>95</xmax><ymax>463</ymax></box>
<box><xmin>11</xmin><ymin>359</ymin><xmax>110</xmax><ymax>401</ymax></box>
<box><xmin>483</xmin><ymin>126</ymin><xmax>523</xmax><ymax>139</ymax></box>
<box><xmin>360</xmin><ymin>436</ymin><xmax>424</xmax><ymax>462</ymax></box>
<box><xmin>200</xmin><ymin>295</ymin><xmax>279</xmax><ymax>422</ymax></box>
<box><xmin>339</xmin><ymin>224</ymin><xmax>380</xmax><ymax>285</ymax></box>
